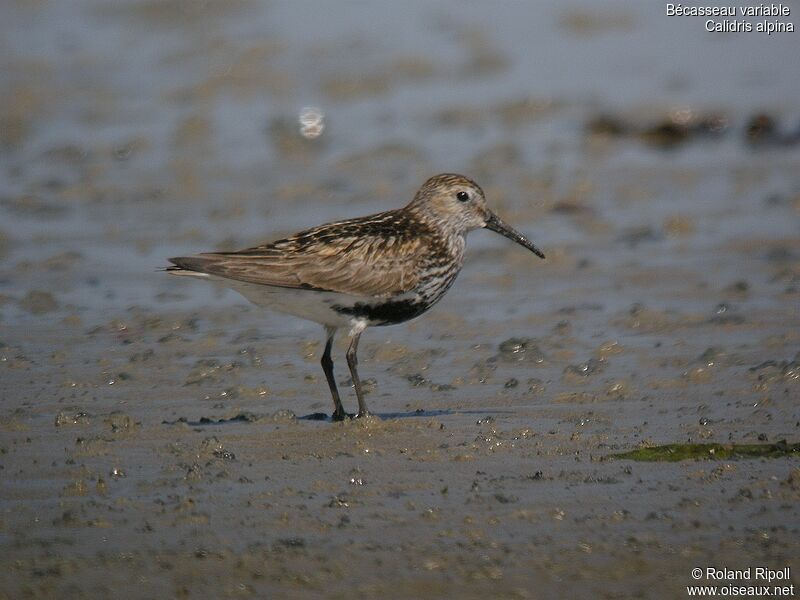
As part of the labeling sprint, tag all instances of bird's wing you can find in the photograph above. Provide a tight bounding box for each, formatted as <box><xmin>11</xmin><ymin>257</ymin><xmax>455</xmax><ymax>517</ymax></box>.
<box><xmin>169</xmin><ymin>212</ymin><xmax>430</xmax><ymax>298</ymax></box>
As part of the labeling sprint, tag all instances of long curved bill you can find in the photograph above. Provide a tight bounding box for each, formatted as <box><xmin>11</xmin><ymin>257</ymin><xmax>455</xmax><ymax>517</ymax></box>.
<box><xmin>485</xmin><ymin>212</ymin><xmax>546</xmax><ymax>259</ymax></box>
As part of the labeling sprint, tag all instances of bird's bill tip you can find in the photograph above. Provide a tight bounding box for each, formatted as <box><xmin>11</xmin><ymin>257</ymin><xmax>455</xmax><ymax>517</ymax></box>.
<box><xmin>484</xmin><ymin>212</ymin><xmax>545</xmax><ymax>259</ymax></box>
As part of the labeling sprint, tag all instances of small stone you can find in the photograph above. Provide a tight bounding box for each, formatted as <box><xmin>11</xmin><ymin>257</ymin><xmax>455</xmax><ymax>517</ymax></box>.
<box><xmin>563</xmin><ymin>358</ymin><xmax>605</xmax><ymax>378</ymax></box>
<box><xmin>497</xmin><ymin>338</ymin><xmax>545</xmax><ymax>363</ymax></box>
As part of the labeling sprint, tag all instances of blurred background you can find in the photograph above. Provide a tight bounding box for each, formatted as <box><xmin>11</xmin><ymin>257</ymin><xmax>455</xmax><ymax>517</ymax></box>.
<box><xmin>1</xmin><ymin>2</ymin><xmax>799</xmax><ymax>598</ymax></box>
<box><xmin>2</xmin><ymin>0</ymin><xmax>798</xmax><ymax>315</ymax></box>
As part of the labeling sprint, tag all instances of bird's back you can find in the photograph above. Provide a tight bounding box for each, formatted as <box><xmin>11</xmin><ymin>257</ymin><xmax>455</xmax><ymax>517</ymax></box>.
<box><xmin>168</xmin><ymin>208</ymin><xmax>465</xmax><ymax>305</ymax></box>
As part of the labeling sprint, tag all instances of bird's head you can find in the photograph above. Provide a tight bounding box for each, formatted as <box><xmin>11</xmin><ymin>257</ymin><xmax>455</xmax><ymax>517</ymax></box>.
<box><xmin>409</xmin><ymin>173</ymin><xmax>545</xmax><ymax>259</ymax></box>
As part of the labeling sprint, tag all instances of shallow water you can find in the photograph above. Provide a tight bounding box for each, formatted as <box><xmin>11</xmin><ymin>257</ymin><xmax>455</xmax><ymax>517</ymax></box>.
<box><xmin>1</xmin><ymin>1</ymin><xmax>799</xmax><ymax>598</ymax></box>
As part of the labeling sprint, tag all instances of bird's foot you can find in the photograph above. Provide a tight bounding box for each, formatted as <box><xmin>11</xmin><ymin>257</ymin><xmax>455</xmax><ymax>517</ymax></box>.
<box><xmin>355</xmin><ymin>410</ymin><xmax>377</xmax><ymax>420</ymax></box>
<box><xmin>331</xmin><ymin>408</ymin><xmax>352</xmax><ymax>422</ymax></box>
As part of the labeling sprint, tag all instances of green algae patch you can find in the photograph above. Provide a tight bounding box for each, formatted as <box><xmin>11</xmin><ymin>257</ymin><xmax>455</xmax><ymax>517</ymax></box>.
<box><xmin>610</xmin><ymin>441</ymin><xmax>800</xmax><ymax>462</ymax></box>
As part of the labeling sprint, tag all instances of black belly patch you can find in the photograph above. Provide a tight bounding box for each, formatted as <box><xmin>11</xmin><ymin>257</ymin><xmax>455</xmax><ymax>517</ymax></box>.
<box><xmin>332</xmin><ymin>299</ymin><xmax>428</xmax><ymax>325</ymax></box>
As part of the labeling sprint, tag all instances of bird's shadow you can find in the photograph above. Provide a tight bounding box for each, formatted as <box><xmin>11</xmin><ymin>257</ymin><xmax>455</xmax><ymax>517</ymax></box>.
<box><xmin>162</xmin><ymin>408</ymin><xmax>512</xmax><ymax>427</ymax></box>
<box><xmin>298</xmin><ymin>408</ymin><xmax>511</xmax><ymax>422</ymax></box>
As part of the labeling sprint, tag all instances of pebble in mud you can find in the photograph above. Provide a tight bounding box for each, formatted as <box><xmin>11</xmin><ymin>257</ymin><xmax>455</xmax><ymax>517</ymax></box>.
<box><xmin>605</xmin><ymin>380</ymin><xmax>631</xmax><ymax>399</ymax></box>
<box><xmin>749</xmin><ymin>354</ymin><xmax>800</xmax><ymax>389</ymax></box>
<box><xmin>105</xmin><ymin>413</ymin><xmax>139</xmax><ymax>433</ymax></box>
<box><xmin>527</xmin><ymin>378</ymin><xmax>547</xmax><ymax>395</ymax></box>
<box><xmin>562</xmin><ymin>357</ymin><xmax>606</xmax><ymax>382</ymax></box>
<box><xmin>199</xmin><ymin>436</ymin><xmax>236</xmax><ymax>461</ymax></box>
<box><xmin>54</xmin><ymin>411</ymin><xmax>90</xmax><ymax>427</ymax></box>
<box><xmin>708</xmin><ymin>303</ymin><xmax>745</xmax><ymax>325</ymax></box>
<box><xmin>595</xmin><ymin>340</ymin><xmax>623</xmax><ymax>359</ymax></box>
<box><xmin>405</xmin><ymin>373</ymin><xmax>454</xmax><ymax>392</ymax></box>
<box><xmin>496</xmin><ymin>337</ymin><xmax>545</xmax><ymax>363</ymax></box>
<box><xmin>696</xmin><ymin>347</ymin><xmax>726</xmax><ymax>367</ymax></box>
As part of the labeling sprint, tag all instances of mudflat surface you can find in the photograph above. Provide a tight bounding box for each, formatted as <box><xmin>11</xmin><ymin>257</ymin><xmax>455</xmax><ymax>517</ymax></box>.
<box><xmin>1</xmin><ymin>2</ymin><xmax>799</xmax><ymax>598</ymax></box>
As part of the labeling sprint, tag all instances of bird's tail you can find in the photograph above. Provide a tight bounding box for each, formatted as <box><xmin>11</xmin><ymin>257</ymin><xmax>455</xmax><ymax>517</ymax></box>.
<box><xmin>162</xmin><ymin>258</ymin><xmax>212</xmax><ymax>278</ymax></box>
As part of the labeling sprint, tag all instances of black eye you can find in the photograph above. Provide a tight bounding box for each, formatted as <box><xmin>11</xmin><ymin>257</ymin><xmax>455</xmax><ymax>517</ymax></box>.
<box><xmin>456</xmin><ymin>191</ymin><xmax>469</xmax><ymax>202</ymax></box>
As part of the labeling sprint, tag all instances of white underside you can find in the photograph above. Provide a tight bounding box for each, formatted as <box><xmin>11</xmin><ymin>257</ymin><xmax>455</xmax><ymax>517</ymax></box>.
<box><xmin>171</xmin><ymin>270</ymin><xmax>368</xmax><ymax>333</ymax></box>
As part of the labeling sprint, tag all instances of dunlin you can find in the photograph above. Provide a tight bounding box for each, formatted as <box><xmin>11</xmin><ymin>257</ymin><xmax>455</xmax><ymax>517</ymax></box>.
<box><xmin>168</xmin><ymin>173</ymin><xmax>545</xmax><ymax>420</ymax></box>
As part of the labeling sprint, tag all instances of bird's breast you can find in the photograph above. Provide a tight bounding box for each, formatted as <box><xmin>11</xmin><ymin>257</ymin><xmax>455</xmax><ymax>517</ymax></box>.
<box><xmin>329</xmin><ymin>231</ymin><xmax>465</xmax><ymax>327</ymax></box>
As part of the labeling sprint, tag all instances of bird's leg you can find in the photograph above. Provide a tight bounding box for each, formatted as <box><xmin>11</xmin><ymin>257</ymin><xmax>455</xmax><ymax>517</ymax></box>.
<box><xmin>321</xmin><ymin>326</ymin><xmax>347</xmax><ymax>421</ymax></box>
<box><xmin>345</xmin><ymin>329</ymin><xmax>371</xmax><ymax>418</ymax></box>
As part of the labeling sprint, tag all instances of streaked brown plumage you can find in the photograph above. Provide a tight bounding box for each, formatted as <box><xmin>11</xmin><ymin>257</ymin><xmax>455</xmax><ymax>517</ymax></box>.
<box><xmin>170</xmin><ymin>210</ymin><xmax>441</xmax><ymax>297</ymax></box>
<box><xmin>168</xmin><ymin>173</ymin><xmax>544</xmax><ymax>420</ymax></box>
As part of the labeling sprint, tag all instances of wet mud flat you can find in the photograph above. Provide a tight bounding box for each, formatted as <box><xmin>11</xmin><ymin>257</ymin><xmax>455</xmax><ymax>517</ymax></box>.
<box><xmin>2</xmin><ymin>0</ymin><xmax>800</xmax><ymax>598</ymax></box>
<box><xmin>2</xmin><ymin>257</ymin><xmax>798</xmax><ymax>599</ymax></box>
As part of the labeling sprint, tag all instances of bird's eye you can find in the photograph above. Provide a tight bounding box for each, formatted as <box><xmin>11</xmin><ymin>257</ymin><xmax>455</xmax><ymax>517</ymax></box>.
<box><xmin>456</xmin><ymin>191</ymin><xmax>469</xmax><ymax>202</ymax></box>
